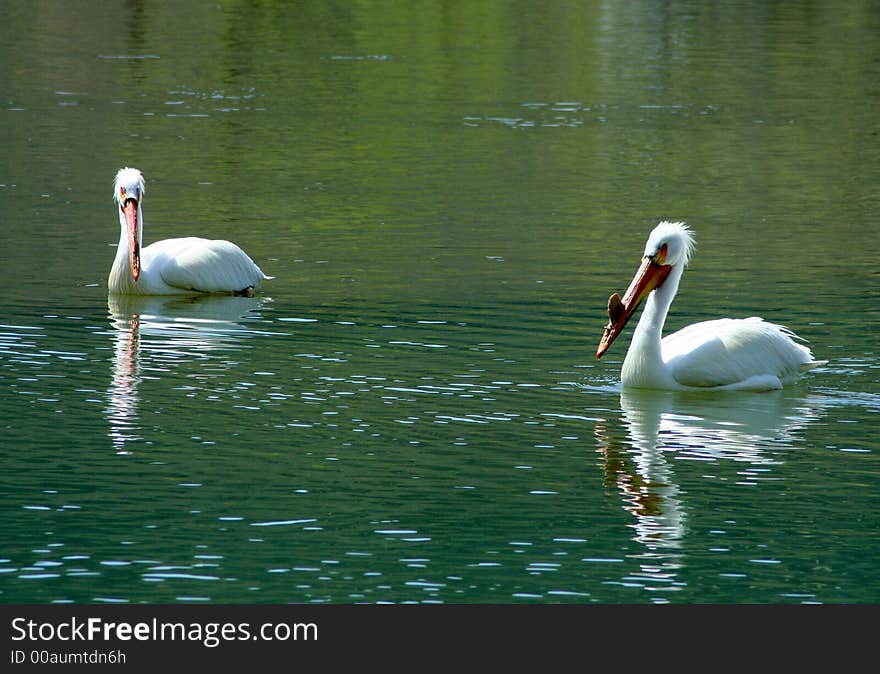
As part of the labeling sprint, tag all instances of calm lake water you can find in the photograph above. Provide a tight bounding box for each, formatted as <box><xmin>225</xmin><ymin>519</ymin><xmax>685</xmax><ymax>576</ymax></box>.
<box><xmin>1</xmin><ymin>1</ymin><xmax>879</xmax><ymax>604</ymax></box>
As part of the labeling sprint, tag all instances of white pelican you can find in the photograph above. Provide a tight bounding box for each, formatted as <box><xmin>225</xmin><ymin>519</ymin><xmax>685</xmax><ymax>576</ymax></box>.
<box><xmin>108</xmin><ymin>167</ymin><xmax>272</xmax><ymax>295</ymax></box>
<box><xmin>596</xmin><ymin>221</ymin><xmax>824</xmax><ymax>391</ymax></box>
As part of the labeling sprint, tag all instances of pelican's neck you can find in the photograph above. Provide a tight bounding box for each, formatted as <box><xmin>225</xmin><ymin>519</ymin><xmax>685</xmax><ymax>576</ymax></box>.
<box><xmin>108</xmin><ymin>204</ymin><xmax>143</xmax><ymax>294</ymax></box>
<box><xmin>622</xmin><ymin>262</ymin><xmax>684</xmax><ymax>383</ymax></box>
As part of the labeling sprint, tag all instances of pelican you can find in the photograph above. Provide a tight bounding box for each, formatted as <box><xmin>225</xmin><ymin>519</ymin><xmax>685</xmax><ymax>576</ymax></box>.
<box><xmin>108</xmin><ymin>167</ymin><xmax>272</xmax><ymax>295</ymax></box>
<box><xmin>596</xmin><ymin>221</ymin><xmax>824</xmax><ymax>391</ymax></box>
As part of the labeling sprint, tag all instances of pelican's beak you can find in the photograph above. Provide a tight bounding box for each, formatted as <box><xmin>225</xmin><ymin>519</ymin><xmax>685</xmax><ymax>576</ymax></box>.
<box><xmin>596</xmin><ymin>255</ymin><xmax>671</xmax><ymax>359</ymax></box>
<box><xmin>121</xmin><ymin>198</ymin><xmax>140</xmax><ymax>281</ymax></box>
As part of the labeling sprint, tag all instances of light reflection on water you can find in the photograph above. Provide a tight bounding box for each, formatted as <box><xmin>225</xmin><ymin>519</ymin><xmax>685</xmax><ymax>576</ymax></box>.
<box><xmin>0</xmin><ymin>295</ymin><xmax>877</xmax><ymax>603</ymax></box>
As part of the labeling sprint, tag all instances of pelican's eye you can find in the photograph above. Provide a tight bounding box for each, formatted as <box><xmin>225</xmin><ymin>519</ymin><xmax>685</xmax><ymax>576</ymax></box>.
<box><xmin>653</xmin><ymin>243</ymin><xmax>668</xmax><ymax>265</ymax></box>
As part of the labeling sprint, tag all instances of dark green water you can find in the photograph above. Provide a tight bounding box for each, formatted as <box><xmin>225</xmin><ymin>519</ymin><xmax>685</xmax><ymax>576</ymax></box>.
<box><xmin>1</xmin><ymin>1</ymin><xmax>878</xmax><ymax>604</ymax></box>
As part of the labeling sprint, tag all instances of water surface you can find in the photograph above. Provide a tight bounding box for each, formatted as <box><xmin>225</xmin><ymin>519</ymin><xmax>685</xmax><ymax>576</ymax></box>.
<box><xmin>1</xmin><ymin>1</ymin><xmax>878</xmax><ymax>604</ymax></box>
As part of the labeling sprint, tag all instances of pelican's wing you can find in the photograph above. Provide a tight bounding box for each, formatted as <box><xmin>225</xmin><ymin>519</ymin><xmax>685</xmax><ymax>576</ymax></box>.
<box><xmin>663</xmin><ymin>317</ymin><xmax>814</xmax><ymax>389</ymax></box>
<box><xmin>146</xmin><ymin>237</ymin><xmax>269</xmax><ymax>293</ymax></box>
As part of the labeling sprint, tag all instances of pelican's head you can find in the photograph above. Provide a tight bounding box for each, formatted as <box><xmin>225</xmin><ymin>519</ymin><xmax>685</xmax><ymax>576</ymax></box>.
<box><xmin>642</xmin><ymin>220</ymin><xmax>695</xmax><ymax>269</ymax></box>
<box><xmin>113</xmin><ymin>167</ymin><xmax>146</xmax><ymax>281</ymax></box>
<box><xmin>596</xmin><ymin>221</ymin><xmax>695</xmax><ymax>359</ymax></box>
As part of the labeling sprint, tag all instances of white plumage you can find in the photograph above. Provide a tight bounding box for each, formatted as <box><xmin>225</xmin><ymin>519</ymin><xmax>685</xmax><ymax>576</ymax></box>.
<box><xmin>596</xmin><ymin>221</ymin><xmax>823</xmax><ymax>391</ymax></box>
<box><xmin>108</xmin><ymin>167</ymin><xmax>272</xmax><ymax>295</ymax></box>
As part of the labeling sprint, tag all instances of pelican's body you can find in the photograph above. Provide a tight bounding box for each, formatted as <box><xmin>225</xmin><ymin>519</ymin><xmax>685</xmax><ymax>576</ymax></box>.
<box><xmin>596</xmin><ymin>221</ymin><xmax>823</xmax><ymax>391</ymax></box>
<box><xmin>109</xmin><ymin>167</ymin><xmax>271</xmax><ymax>295</ymax></box>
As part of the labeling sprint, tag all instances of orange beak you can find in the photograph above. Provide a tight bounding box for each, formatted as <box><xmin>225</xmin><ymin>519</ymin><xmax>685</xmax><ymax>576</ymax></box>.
<box><xmin>596</xmin><ymin>255</ymin><xmax>671</xmax><ymax>359</ymax></box>
<box><xmin>121</xmin><ymin>198</ymin><xmax>140</xmax><ymax>281</ymax></box>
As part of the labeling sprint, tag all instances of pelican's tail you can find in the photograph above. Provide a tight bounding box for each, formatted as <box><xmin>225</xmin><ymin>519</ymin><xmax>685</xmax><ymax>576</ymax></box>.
<box><xmin>799</xmin><ymin>359</ymin><xmax>828</xmax><ymax>372</ymax></box>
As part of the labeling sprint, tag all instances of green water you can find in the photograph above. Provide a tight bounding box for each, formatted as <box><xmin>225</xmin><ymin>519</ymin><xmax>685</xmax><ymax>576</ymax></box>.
<box><xmin>1</xmin><ymin>1</ymin><xmax>878</xmax><ymax>604</ymax></box>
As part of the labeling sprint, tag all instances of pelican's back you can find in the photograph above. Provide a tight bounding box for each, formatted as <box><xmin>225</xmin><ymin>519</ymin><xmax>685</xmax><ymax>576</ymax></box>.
<box><xmin>663</xmin><ymin>317</ymin><xmax>818</xmax><ymax>389</ymax></box>
<box><xmin>145</xmin><ymin>237</ymin><xmax>270</xmax><ymax>294</ymax></box>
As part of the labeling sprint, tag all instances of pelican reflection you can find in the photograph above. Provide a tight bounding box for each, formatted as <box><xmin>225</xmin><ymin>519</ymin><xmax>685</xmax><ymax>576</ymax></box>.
<box><xmin>104</xmin><ymin>294</ymin><xmax>266</xmax><ymax>454</ymax></box>
<box><xmin>594</xmin><ymin>388</ymin><xmax>826</xmax><ymax>598</ymax></box>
